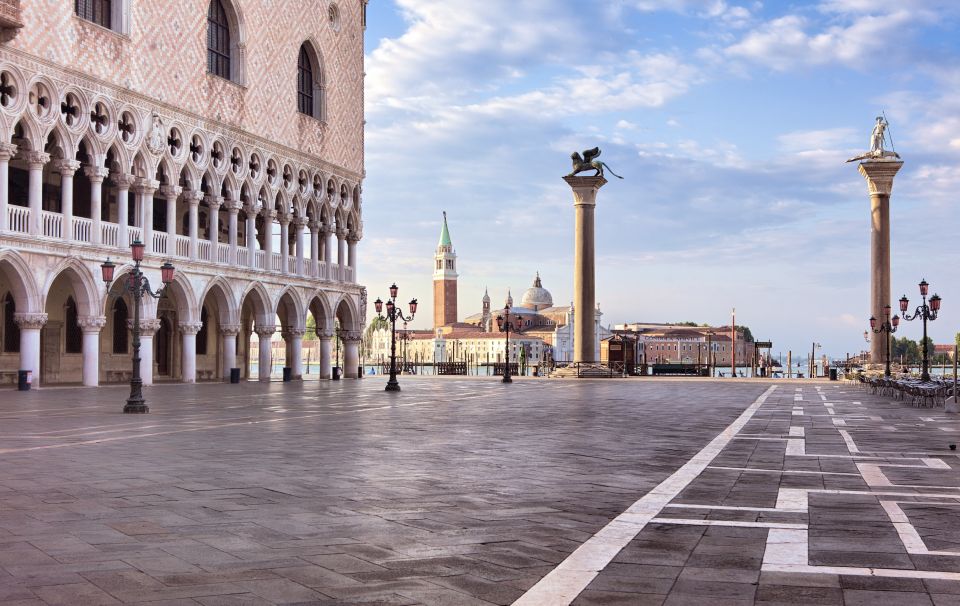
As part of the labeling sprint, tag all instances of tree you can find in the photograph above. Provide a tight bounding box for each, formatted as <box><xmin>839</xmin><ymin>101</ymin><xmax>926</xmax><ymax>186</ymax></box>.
<box><xmin>737</xmin><ymin>325</ymin><xmax>754</xmax><ymax>342</ymax></box>
<box><xmin>955</xmin><ymin>332</ymin><xmax>960</xmax><ymax>350</ymax></box>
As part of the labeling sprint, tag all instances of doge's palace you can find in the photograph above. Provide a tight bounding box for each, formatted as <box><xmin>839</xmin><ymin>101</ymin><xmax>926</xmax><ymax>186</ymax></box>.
<box><xmin>0</xmin><ymin>0</ymin><xmax>367</xmax><ymax>386</ymax></box>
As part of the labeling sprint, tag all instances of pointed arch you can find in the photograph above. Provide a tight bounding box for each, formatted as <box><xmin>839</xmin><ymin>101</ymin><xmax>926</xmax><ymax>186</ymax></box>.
<box><xmin>42</xmin><ymin>257</ymin><xmax>101</xmax><ymax>317</ymax></box>
<box><xmin>11</xmin><ymin>112</ymin><xmax>41</xmax><ymax>151</ymax></box>
<box><xmin>239</xmin><ymin>280</ymin><xmax>271</xmax><ymax>325</ymax></box>
<box><xmin>307</xmin><ymin>290</ymin><xmax>333</xmax><ymax>333</ymax></box>
<box><xmin>207</xmin><ymin>0</ymin><xmax>247</xmax><ymax>85</ymax></box>
<box><xmin>198</xmin><ymin>275</ymin><xmax>237</xmax><ymax>325</ymax></box>
<box><xmin>163</xmin><ymin>273</ymin><xmax>199</xmax><ymax>324</ymax></box>
<box><xmin>0</xmin><ymin>249</ymin><xmax>42</xmax><ymax>313</ymax></box>
<box><xmin>297</xmin><ymin>39</ymin><xmax>326</xmax><ymax>121</ymax></box>
<box><xmin>334</xmin><ymin>294</ymin><xmax>359</xmax><ymax>332</ymax></box>
<box><xmin>275</xmin><ymin>286</ymin><xmax>305</xmax><ymax>330</ymax></box>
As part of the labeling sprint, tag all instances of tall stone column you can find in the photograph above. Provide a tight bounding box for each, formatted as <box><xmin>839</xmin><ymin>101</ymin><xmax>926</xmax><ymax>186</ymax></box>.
<box><xmin>263</xmin><ymin>209</ymin><xmax>276</xmax><ymax>270</ymax></box>
<box><xmin>137</xmin><ymin>179</ymin><xmax>158</xmax><ymax>252</ymax></box>
<box><xmin>279</xmin><ymin>216</ymin><xmax>290</xmax><ymax>274</ymax></box>
<box><xmin>858</xmin><ymin>159</ymin><xmax>903</xmax><ymax>364</ymax></box>
<box><xmin>15</xmin><ymin>313</ymin><xmax>47</xmax><ymax>386</ymax></box>
<box><xmin>114</xmin><ymin>174</ymin><xmax>133</xmax><ymax>248</ymax></box>
<box><xmin>284</xmin><ymin>327</ymin><xmax>305</xmax><ymax>379</ymax></box>
<box><xmin>78</xmin><ymin>316</ymin><xmax>106</xmax><ymax>387</ymax></box>
<box><xmin>185</xmin><ymin>190</ymin><xmax>201</xmax><ymax>259</ymax></box>
<box><xmin>85</xmin><ymin>166</ymin><xmax>108</xmax><ymax>245</ymax></box>
<box><xmin>343</xmin><ymin>331</ymin><xmax>361</xmax><ymax>378</ymax></box>
<box><xmin>255</xmin><ymin>325</ymin><xmax>275</xmax><ymax>381</ymax></box>
<box><xmin>563</xmin><ymin>175</ymin><xmax>606</xmax><ymax>364</ymax></box>
<box><xmin>162</xmin><ymin>184</ymin><xmax>181</xmax><ymax>240</ymax></box>
<box><xmin>226</xmin><ymin>200</ymin><xmax>240</xmax><ymax>265</ymax></box>
<box><xmin>347</xmin><ymin>234</ymin><xmax>358</xmax><ymax>282</ymax></box>
<box><xmin>220</xmin><ymin>324</ymin><xmax>240</xmax><ymax>380</ymax></box>
<box><xmin>179</xmin><ymin>322</ymin><xmax>202</xmax><ymax>383</ymax></box>
<box><xmin>26</xmin><ymin>151</ymin><xmax>49</xmax><ymax>236</ymax></box>
<box><xmin>293</xmin><ymin>218</ymin><xmax>305</xmax><ymax>276</ymax></box>
<box><xmin>0</xmin><ymin>143</ymin><xmax>17</xmax><ymax>232</ymax></box>
<box><xmin>56</xmin><ymin>160</ymin><xmax>80</xmax><ymax>241</ymax></box>
<box><xmin>318</xmin><ymin>330</ymin><xmax>333</xmax><ymax>379</ymax></box>
<box><xmin>207</xmin><ymin>195</ymin><xmax>223</xmax><ymax>250</ymax></box>
<box><xmin>246</xmin><ymin>208</ymin><xmax>257</xmax><ymax>269</ymax></box>
<box><xmin>137</xmin><ymin>319</ymin><xmax>160</xmax><ymax>386</ymax></box>
<box><xmin>309</xmin><ymin>221</ymin><xmax>320</xmax><ymax>276</ymax></box>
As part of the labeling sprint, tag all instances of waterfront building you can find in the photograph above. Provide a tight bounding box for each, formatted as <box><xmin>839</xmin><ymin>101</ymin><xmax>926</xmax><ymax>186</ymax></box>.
<box><xmin>0</xmin><ymin>1</ymin><xmax>367</xmax><ymax>386</ymax></box>
<box><xmin>613</xmin><ymin>324</ymin><xmax>754</xmax><ymax>366</ymax></box>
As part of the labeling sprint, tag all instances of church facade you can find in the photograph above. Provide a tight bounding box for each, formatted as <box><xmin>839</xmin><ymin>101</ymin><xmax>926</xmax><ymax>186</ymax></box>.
<box><xmin>0</xmin><ymin>1</ymin><xmax>367</xmax><ymax>386</ymax></box>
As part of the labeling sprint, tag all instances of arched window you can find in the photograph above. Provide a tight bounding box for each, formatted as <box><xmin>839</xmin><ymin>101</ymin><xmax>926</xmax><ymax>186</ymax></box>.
<box><xmin>65</xmin><ymin>297</ymin><xmax>82</xmax><ymax>354</ymax></box>
<box><xmin>76</xmin><ymin>0</ymin><xmax>112</xmax><ymax>28</ymax></box>
<box><xmin>297</xmin><ymin>43</ymin><xmax>325</xmax><ymax>120</ymax></box>
<box><xmin>112</xmin><ymin>298</ymin><xmax>128</xmax><ymax>354</ymax></box>
<box><xmin>197</xmin><ymin>306</ymin><xmax>209</xmax><ymax>355</ymax></box>
<box><xmin>207</xmin><ymin>0</ymin><xmax>232</xmax><ymax>80</ymax></box>
<box><xmin>3</xmin><ymin>293</ymin><xmax>19</xmax><ymax>353</ymax></box>
<box><xmin>298</xmin><ymin>46</ymin><xmax>314</xmax><ymax>116</ymax></box>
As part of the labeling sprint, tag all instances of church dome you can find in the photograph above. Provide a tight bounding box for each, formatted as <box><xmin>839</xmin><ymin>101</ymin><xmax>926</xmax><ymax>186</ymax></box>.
<box><xmin>521</xmin><ymin>273</ymin><xmax>553</xmax><ymax>311</ymax></box>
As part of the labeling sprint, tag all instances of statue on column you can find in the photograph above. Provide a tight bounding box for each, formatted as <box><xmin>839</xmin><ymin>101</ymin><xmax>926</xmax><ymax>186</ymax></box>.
<box><xmin>567</xmin><ymin>147</ymin><xmax>624</xmax><ymax>179</ymax></box>
<box><xmin>847</xmin><ymin>116</ymin><xmax>900</xmax><ymax>162</ymax></box>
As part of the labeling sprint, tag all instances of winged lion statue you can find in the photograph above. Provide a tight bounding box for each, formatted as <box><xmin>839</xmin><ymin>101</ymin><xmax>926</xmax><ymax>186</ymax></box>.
<box><xmin>567</xmin><ymin>147</ymin><xmax>623</xmax><ymax>179</ymax></box>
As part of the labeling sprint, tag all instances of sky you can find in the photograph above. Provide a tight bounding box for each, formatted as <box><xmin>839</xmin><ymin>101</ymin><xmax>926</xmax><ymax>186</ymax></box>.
<box><xmin>358</xmin><ymin>0</ymin><xmax>960</xmax><ymax>361</ymax></box>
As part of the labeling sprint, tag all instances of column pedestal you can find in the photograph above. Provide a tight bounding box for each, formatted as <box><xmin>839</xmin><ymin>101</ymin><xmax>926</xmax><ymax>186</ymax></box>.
<box><xmin>563</xmin><ymin>175</ymin><xmax>606</xmax><ymax>364</ymax></box>
<box><xmin>858</xmin><ymin>159</ymin><xmax>903</xmax><ymax>364</ymax></box>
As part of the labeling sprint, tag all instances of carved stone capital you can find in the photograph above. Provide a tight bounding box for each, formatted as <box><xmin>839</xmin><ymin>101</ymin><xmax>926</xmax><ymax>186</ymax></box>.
<box><xmin>14</xmin><ymin>312</ymin><xmax>47</xmax><ymax>329</ymax></box>
<box><xmin>111</xmin><ymin>173</ymin><xmax>136</xmax><ymax>190</ymax></box>
<box><xmin>347</xmin><ymin>232</ymin><xmax>360</xmax><ymax>243</ymax></box>
<box><xmin>78</xmin><ymin>315</ymin><xmax>107</xmax><ymax>332</ymax></box>
<box><xmin>84</xmin><ymin>166</ymin><xmax>110</xmax><ymax>183</ymax></box>
<box><xmin>264</xmin><ymin>209</ymin><xmax>277</xmax><ymax>220</ymax></box>
<box><xmin>336</xmin><ymin>228</ymin><xmax>348</xmax><ymax>239</ymax></box>
<box><xmin>54</xmin><ymin>159</ymin><xmax>81</xmax><ymax>176</ymax></box>
<box><xmin>317</xmin><ymin>329</ymin><xmax>334</xmax><ymax>340</ymax></box>
<box><xmin>563</xmin><ymin>175</ymin><xmax>607</xmax><ymax>206</ymax></box>
<box><xmin>341</xmin><ymin>330</ymin><xmax>362</xmax><ymax>343</ymax></box>
<box><xmin>183</xmin><ymin>189</ymin><xmax>204</xmax><ymax>205</ymax></box>
<box><xmin>25</xmin><ymin>151</ymin><xmax>50</xmax><ymax>170</ymax></box>
<box><xmin>161</xmin><ymin>184</ymin><xmax>182</xmax><ymax>200</ymax></box>
<box><xmin>277</xmin><ymin>214</ymin><xmax>291</xmax><ymax>226</ymax></box>
<box><xmin>283</xmin><ymin>327</ymin><xmax>307</xmax><ymax>339</ymax></box>
<box><xmin>308</xmin><ymin>221</ymin><xmax>320</xmax><ymax>233</ymax></box>
<box><xmin>858</xmin><ymin>160</ymin><xmax>904</xmax><ymax>197</ymax></box>
<box><xmin>255</xmin><ymin>325</ymin><xmax>276</xmax><ymax>338</ymax></box>
<box><xmin>130</xmin><ymin>318</ymin><xmax>162</xmax><ymax>336</ymax></box>
<box><xmin>133</xmin><ymin>178</ymin><xmax>159</xmax><ymax>196</ymax></box>
<box><xmin>178</xmin><ymin>322</ymin><xmax>203</xmax><ymax>335</ymax></box>
<box><xmin>225</xmin><ymin>199</ymin><xmax>242</xmax><ymax>213</ymax></box>
<box><xmin>0</xmin><ymin>142</ymin><xmax>18</xmax><ymax>162</ymax></box>
<box><xmin>219</xmin><ymin>324</ymin><xmax>241</xmax><ymax>336</ymax></box>
<box><xmin>205</xmin><ymin>195</ymin><xmax>224</xmax><ymax>209</ymax></box>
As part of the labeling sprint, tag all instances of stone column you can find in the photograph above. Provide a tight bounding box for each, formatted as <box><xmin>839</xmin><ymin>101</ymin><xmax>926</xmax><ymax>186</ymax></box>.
<box><xmin>78</xmin><ymin>316</ymin><xmax>106</xmax><ymax>387</ymax></box>
<box><xmin>318</xmin><ymin>330</ymin><xmax>333</xmax><ymax>379</ymax></box>
<box><xmin>309</xmin><ymin>221</ymin><xmax>320</xmax><ymax>277</ymax></box>
<box><xmin>255</xmin><ymin>325</ymin><xmax>275</xmax><ymax>381</ymax></box>
<box><xmin>207</xmin><ymin>195</ymin><xmax>223</xmax><ymax>248</ymax></box>
<box><xmin>26</xmin><ymin>151</ymin><xmax>49</xmax><ymax>236</ymax></box>
<box><xmin>246</xmin><ymin>208</ymin><xmax>257</xmax><ymax>269</ymax></box>
<box><xmin>279</xmin><ymin>215</ymin><xmax>290</xmax><ymax>274</ymax></box>
<box><xmin>15</xmin><ymin>312</ymin><xmax>47</xmax><ymax>386</ymax></box>
<box><xmin>0</xmin><ymin>143</ymin><xmax>16</xmax><ymax>232</ymax></box>
<box><xmin>858</xmin><ymin>159</ymin><xmax>904</xmax><ymax>364</ymax></box>
<box><xmin>294</xmin><ymin>218</ymin><xmax>305</xmax><ymax>275</ymax></box>
<box><xmin>347</xmin><ymin>234</ymin><xmax>358</xmax><ymax>282</ymax></box>
<box><xmin>56</xmin><ymin>160</ymin><xmax>80</xmax><ymax>241</ymax></box>
<box><xmin>337</xmin><ymin>229</ymin><xmax>347</xmax><ymax>274</ymax></box>
<box><xmin>185</xmin><ymin>190</ymin><xmax>201</xmax><ymax>259</ymax></box>
<box><xmin>114</xmin><ymin>174</ymin><xmax>133</xmax><ymax>248</ymax></box>
<box><xmin>137</xmin><ymin>179</ymin><xmax>158</xmax><ymax>252</ymax></box>
<box><xmin>563</xmin><ymin>175</ymin><xmax>606</xmax><ymax>364</ymax></box>
<box><xmin>343</xmin><ymin>330</ymin><xmax>361</xmax><ymax>378</ymax></box>
<box><xmin>226</xmin><ymin>200</ymin><xmax>240</xmax><ymax>265</ymax></box>
<box><xmin>85</xmin><ymin>166</ymin><xmax>108</xmax><ymax>245</ymax></box>
<box><xmin>179</xmin><ymin>322</ymin><xmax>202</xmax><ymax>383</ymax></box>
<box><xmin>325</xmin><ymin>228</ymin><xmax>336</xmax><ymax>279</ymax></box>
<box><xmin>161</xmin><ymin>184</ymin><xmax>181</xmax><ymax>240</ymax></box>
<box><xmin>283</xmin><ymin>327</ymin><xmax>306</xmax><ymax>379</ymax></box>
<box><xmin>137</xmin><ymin>319</ymin><xmax>160</xmax><ymax>386</ymax></box>
<box><xmin>263</xmin><ymin>209</ymin><xmax>276</xmax><ymax>270</ymax></box>
<box><xmin>220</xmin><ymin>324</ymin><xmax>240</xmax><ymax>380</ymax></box>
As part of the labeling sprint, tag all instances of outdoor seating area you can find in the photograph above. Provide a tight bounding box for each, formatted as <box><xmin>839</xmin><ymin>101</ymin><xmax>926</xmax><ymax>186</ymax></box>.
<box><xmin>858</xmin><ymin>374</ymin><xmax>957</xmax><ymax>408</ymax></box>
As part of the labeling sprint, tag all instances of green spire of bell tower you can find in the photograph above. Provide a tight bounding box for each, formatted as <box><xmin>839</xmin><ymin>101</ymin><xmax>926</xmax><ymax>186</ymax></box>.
<box><xmin>439</xmin><ymin>211</ymin><xmax>452</xmax><ymax>247</ymax></box>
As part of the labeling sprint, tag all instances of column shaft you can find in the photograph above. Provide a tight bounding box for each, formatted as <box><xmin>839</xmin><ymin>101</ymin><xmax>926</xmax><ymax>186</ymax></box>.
<box><xmin>319</xmin><ymin>336</ymin><xmax>332</xmax><ymax>379</ymax></box>
<box><xmin>181</xmin><ymin>330</ymin><xmax>197</xmax><ymax>383</ymax></box>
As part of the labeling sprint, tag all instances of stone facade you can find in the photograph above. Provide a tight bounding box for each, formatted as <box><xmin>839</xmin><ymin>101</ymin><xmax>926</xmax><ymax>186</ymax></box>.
<box><xmin>0</xmin><ymin>1</ymin><xmax>367</xmax><ymax>386</ymax></box>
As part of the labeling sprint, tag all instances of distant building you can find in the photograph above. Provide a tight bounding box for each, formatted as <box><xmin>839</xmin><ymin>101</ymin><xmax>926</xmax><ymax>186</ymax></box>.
<box><xmin>934</xmin><ymin>344</ymin><xmax>956</xmax><ymax>362</ymax></box>
<box><xmin>613</xmin><ymin>323</ymin><xmax>755</xmax><ymax>366</ymax></box>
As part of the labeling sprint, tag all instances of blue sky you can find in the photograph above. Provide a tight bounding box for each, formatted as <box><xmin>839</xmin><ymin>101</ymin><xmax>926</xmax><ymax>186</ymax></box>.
<box><xmin>359</xmin><ymin>0</ymin><xmax>960</xmax><ymax>360</ymax></box>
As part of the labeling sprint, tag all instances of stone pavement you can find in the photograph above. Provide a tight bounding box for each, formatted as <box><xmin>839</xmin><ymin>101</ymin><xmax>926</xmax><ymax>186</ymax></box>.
<box><xmin>0</xmin><ymin>378</ymin><xmax>957</xmax><ymax>605</ymax></box>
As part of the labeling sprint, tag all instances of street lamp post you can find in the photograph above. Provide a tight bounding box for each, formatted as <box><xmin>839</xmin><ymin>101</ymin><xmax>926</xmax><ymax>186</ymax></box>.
<box><xmin>100</xmin><ymin>240</ymin><xmax>175</xmax><ymax>414</ymax></box>
<box><xmin>869</xmin><ymin>304</ymin><xmax>900</xmax><ymax>377</ymax></box>
<box><xmin>899</xmin><ymin>278</ymin><xmax>942</xmax><ymax>382</ymax></box>
<box><xmin>496</xmin><ymin>305</ymin><xmax>524</xmax><ymax>384</ymax></box>
<box><xmin>374</xmin><ymin>283</ymin><xmax>417</xmax><ymax>392</ymax></box>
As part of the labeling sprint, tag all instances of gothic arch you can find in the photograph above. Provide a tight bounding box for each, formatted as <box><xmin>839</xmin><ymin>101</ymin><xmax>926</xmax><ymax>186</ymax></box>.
<box><xmin>0</xmin><ymin>249</ymin><xmax>41</xmax><ymax>313</ymax></box>
<box><xmin>307</xmin><ymin>290</ymin><xmax>333</xmax><ymax>333</ymax></box>
<box><xmin>239</xmin><ymin>280</ymin><xmax>271</xmax><ymax>325</ymax></box>
<box><xmin>198</xmin><ymin>276</ymin><xmax>237</xmax><ymax>325</ymax></box>
<box><xmin>207</xmin><ymin>0</ymin><xmax>247</xmax><ymax>85</ymax></box>
<box><xmin>275</xmin><ymin>286</ymin><xmax>305</xmax><ymax>330</ymax></box>
<box><xmin>333</xmin><ymin>294</ymin><xmax>359</xmax><ymax>332</ymax></box>
<box><xmin>42</xmin><ymin>257</ymin><xmax>101</xmax><ymax>317</ymax></box>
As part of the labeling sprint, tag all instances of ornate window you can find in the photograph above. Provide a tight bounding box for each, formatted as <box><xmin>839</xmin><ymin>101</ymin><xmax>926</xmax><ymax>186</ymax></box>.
<box><xmin>297</xmin><ymin>46</ymin><xmax>314</xmax><ymax>116</ymax></box>
<box><xmin>197</xmin><ymin>306</ymin><xmax>209</xmax><ymax>355</ymax></box>
<box><xmin>297</xmin><ymin>43</ymin><xmax>325</xmax><ymax>120</ymax></box>
<box><xmin>3</xmin><ymin>293</ymin><xmax>18</xmax><ymax>353</ymax></box>
<box><xmin>207</xmin><ymin>0</ymin><xmax>232</xmax><ymax>80</ymax></box>
<box><xmin>112</xmin><ymin>298</ymin><xmax>128</xmax><ymax>354</ymax></box>
<box><xmin>65</xmin><ymin>297</ymin><xmax>82</xmax><ymax>354</ymax></box>
<box><xmin>76</xmin><ymin>0</ymin><xmax>112</xmax><ymax>28</ymax></box>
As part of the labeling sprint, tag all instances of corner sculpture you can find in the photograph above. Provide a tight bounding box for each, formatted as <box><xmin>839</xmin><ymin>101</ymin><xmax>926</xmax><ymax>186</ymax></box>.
<box><xmin>568</xmin><ymin>147</ymin><xmax>624</xmax><ymax>179</ymax></box>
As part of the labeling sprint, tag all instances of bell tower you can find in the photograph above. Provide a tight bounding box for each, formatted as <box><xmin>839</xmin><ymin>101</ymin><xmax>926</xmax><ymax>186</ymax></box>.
<box><xmin>433</xmin><ymin>211</ymin><xmax>458</xmax><ymax>329</ymax></box>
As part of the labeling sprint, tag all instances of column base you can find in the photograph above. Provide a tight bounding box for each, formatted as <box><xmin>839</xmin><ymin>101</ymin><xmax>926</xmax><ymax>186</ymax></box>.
<box><xmin>124</xmin><ymin>401</ymin><xmax>149</xmax><ymax>414</ymax></box>
<box><xmin>385</xmin><ymin>379</ymin><xmax>401</xmax><ymax>392</ymax></box>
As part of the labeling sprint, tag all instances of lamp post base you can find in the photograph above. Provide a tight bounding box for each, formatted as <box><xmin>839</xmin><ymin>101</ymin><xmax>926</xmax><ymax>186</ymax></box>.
<box><xmin>385</xmin><ymin>380</ymin><xmax>401</xmax><ymax>392</ymax></box>
<box><xmin>502</xmin><ymin>374</ymin><xmax>512</xmax><ymax>384</ymax></box>
<box><xmin>124</xmin><ymin>401</ymin><xmax>149</xmax><ymax>414</ymax></box>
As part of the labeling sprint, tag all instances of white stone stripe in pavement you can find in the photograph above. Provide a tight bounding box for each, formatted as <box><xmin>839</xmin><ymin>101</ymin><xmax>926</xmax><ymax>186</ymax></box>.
<box><xmin>512</xmin><ymin>385</ymin><xmax>778</xmax><ymax>606</ymax></box>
